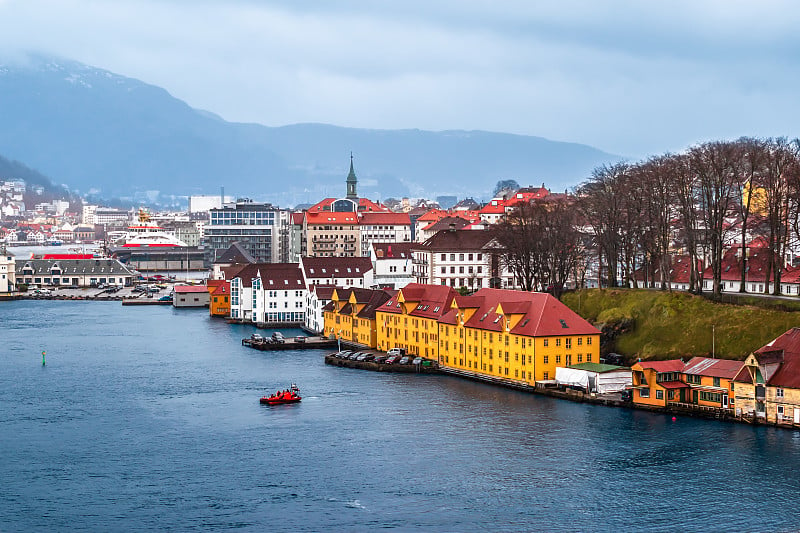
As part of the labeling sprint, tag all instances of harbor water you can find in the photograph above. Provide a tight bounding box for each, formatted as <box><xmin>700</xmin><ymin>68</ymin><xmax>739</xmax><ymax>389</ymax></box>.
<box><xmin>2</xmin><ymin>300</ymin><xmax>800</xmax><ymax>531</ymax></box>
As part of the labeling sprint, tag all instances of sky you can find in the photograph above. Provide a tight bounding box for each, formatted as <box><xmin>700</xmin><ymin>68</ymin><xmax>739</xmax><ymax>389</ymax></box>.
<box><xmin>0</xmin><ymin>0</ymin><xmax>798</xmax><ymax>158</ymax></box>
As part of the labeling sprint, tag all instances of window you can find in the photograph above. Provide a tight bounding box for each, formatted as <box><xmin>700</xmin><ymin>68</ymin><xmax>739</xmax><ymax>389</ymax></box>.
<box><xmin>778</xmin><ymin>405</ymin><xmax>785</xmax><ymax>415</ymax></box>
<box><xmin>587</xmin><ymin>337</ymin><xmax>592</xmax><ymax>345</ymax></box>
<box><xmin>556</xmin><ymin>338</ymin><xmax>561</xmax><ymax>347</ymax></box>
<box><xmin>555</xmin><ymin>355</ymin><xmax>561</xmax><ymax>364</ymax></box>
<box><xmin>577</xmin><ymin>354</ymin><xmax>583</xmax><ymax>363</ymax></box>
<box><xmin>565</xmin><ymin>338</ymin><xmax>571</xmax><ymax>349</ymax></box>
<box><xmin>656</xmin><ymin>390</ymin><xmax>663</xmax><ymax>400</ymax></box>
<box><xmin>577</xmin><ymin>338</ymin><xmax>582</xmax><ymax>346</ymax></box>
<box><xmin>777</xmin><ymin>388</ymin><xmax>785</xmax><ymax>398</ymax></box>
<box><xmin>713</xmin><ymin>377</ymin><xmax>721</xmax><ymax>388</ymax></box>
<box><xmin>686</xmin><ymin>374</ymin><xmax>701</xmax><ymax>385</ymax></box>
<box><xmin>543</xmin><ymin>372</ymin><xmax>549</xmax><ymax>380</ymax></box>
<box><xmin>587</xmin><ymin>354</ymin><xmax>592</xmax><ymax>362</ymax></box>
<box><xmin>543</xmin><ymin>339</ymin><xmax>548</xmax><ymax>347</ymax></box>
<box><xmin>639</xmin><ymin>389</ymin><xmax>650</xmax><ymax>398</ymax></box>
<box><xmin>699</xmin><ymin>391</ymin><xmax>722</xmax><ymax>403</ymax></box>
<box><xmin>543</xmin><ymin>355</ymin><xmax>549</xmax><ymax>364</ymax></box>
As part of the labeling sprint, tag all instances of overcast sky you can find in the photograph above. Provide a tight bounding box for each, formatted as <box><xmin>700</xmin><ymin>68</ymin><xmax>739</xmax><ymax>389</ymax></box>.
<box><xmin>0</xmin><ymin>0</ymin><xmax>798</xmax><ymax>158</ymax></box>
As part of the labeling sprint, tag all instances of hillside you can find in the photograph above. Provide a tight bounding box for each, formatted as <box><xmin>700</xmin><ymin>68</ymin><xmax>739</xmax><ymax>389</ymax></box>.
<box><xmin>561</xmin><ymin>289</ymin><xmax>800</xmax><ymax>363</ymax></box>
<box><xmin>0</xmin><ymin>55</ymin><xmax>621</xmax><ymax>206</ymax></box>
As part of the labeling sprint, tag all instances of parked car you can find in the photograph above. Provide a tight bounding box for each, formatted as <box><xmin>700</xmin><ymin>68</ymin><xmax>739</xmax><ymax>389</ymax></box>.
<box><xmin>373</xmin><ymin>355</ymin><xmax>388</xmax><ymax>364</ymax></box>
<box><xmin>348</xmin><ymin>352</ymin><xmax>362</xmax><ymax>360</ymax></box>
<box><xmin>270</xmin><ymin>332</ymin><xmax>285</xmax><ymax>344</ymax></box>
<box><xmin>158</xmin><ymin>295</ymin><xmax>172</xmax><ymax>302</ymax></box>
<box><xmin>356</xmin><ymin>353</ymin><xmax>368</xmax><ymax>361</ymax></box>
<box><xmin>336</xmin><ymin>351</ymin><xmax>352</xmax><ymax>359</ymax></box>
<box><xmin>295</xmin><ymin>335</ymin><xmax>306</xmax><ymax>343</ymax></box>
<box><xmin>251</xmin><ymin>333</ymin><xmax>264</xmax><ymax>342</ymax></box>
<box><xmin>387</xmin><ymin>347</ymin><xmax>406</xmax><ymax>357</ymax></box>
<box><xmin>412</xmin><ymin>357</ymin><xmax>424</xmax><ymax>365</ymax></box>
<box><xmin>362</xmin><ymin>353</ymin><xmax>376</xmax><ymax>362</ymax></box>
<box><xmin>399</xmin><ymin>356</ymin><xmax>412</xmax><ymax>365</ymax></box>
<box><xmin>385</xmin><ymin>355</ymin><xmax>401</xmax><ymax>364</ymax></box>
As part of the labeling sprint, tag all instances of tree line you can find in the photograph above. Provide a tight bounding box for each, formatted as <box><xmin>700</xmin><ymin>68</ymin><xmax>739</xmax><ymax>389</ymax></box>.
<box><xmin>493</xmin><ymin>137</ymin><xmax>800</xmax><ymax>298</ymax></box>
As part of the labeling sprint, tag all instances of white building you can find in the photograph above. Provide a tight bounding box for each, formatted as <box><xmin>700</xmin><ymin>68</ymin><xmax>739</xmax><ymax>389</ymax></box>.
<box><xmin>358</xmin><ymin>211</ymin><xmax>412</xmax><ymax>256</ymax></box>
<box><xmin>229</xmin><ymin>263</ymin><xmax>306</xmax><ymax>324</ymax></box>
<box><xmin>300</xmin><ymin>256</ymin><xmax>374</xmax><ymax>288</ymax></box>
<box><xmin>305</xmin><ymin>284</ymin><xmax>336</xmax><ymax>333</ymax></box>
<box><xmin>189</xmin><ymin>195</ymin><xmax>234</xmax><ymax>214</ymax></box>
<box><xmin>369</xmin><ymin>242</ymin><xmax>415</xmax><ymax>289</ymax></box>
<box><xmin>412</xmin><ymin>228</ymin><xmax>515</xmax><ymax>290</ymax></box>
<box><xmin>0</xmin><ymin>248</ymin><xmax>16</xmax><ymax>296</ymax></box>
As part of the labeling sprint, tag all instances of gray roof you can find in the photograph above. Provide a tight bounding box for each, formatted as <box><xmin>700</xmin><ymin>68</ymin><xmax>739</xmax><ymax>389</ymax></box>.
<box><xmin>17</xmin><ymin>258</ymin><xmax>135</xmax><ymax>276</ymax></box>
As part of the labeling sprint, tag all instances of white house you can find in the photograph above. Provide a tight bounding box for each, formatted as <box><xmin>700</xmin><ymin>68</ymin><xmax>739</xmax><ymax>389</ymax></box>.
<box><xmin>0</xmin><ymin>249</ymin><xmax>16</xmax><ymax>296</ymax></box>
<box><xmin>300</xmin><ymin>256</ymin><xmax>374</xmax><ymax>288</ymax></box>
<box><xmin>305</xmin><ymin>284</ymin><xmax>336</xmax><ymax>333</ymax></box>
<box><xmin>369</xmin><ymin>242</ymin><xmax>415</xmax><ymax>289</ymax></box>
<box><xmin>229</xmin><ymin>263</ymin><xmax>307</xmax><ymax>324</ymax></box>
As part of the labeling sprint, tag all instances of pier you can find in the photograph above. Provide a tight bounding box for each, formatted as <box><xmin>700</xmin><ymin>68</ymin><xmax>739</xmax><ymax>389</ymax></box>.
<box><xmin>242</xmin><ymin>336</ymin><xmax>338</xmax><ymax>351</ymax></box>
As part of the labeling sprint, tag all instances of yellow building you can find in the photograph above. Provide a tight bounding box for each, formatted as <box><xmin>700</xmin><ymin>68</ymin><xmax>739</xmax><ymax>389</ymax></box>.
<box><xmin>323</xmin><ymin>288</ymin><xmax>394</xmax><ymax>348</ymax></box>
<box><xmin>436</xmin><ymin>288</ymin><xmax>600</xmax><ymax>385</ymax></box>
<box><xmin>375</xmin><ymin>283</ymin><xmax>457</xmax><ymax>357</ymax></box>
<box><xmin>734</xmin><ymin>328</ymin><xmax>800</xmax><ymax>425</ymax></box>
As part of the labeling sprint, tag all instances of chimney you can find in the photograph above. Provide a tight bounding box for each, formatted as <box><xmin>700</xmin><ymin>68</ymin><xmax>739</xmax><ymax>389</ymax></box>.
<box><xmin>449</xmin><ymin>222</ymin><xmax>456</xmax><ymax>232</ymax></box>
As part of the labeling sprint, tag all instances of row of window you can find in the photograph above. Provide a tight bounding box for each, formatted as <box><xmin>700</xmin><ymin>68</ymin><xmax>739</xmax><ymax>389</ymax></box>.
<box><xmin>440</xmin><ymin>253</ymin><xmax>483</xmax><ymax>262</ymax></box>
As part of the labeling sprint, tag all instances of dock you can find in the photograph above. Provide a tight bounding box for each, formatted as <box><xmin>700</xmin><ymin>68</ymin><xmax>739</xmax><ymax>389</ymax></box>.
<box><xmin>122</xmin><ymin>298</ymin><xmax>171</xmax><ymax>306</ymax></box>
<box><xmin>242</xmin><ymin>337</ymin><xmax>338</xmax><ymax>351</ymax></box>
<box><xmin>324</xmin><ymin>354</ymin><xmax>440</xmax><ymax>373</ymax></box>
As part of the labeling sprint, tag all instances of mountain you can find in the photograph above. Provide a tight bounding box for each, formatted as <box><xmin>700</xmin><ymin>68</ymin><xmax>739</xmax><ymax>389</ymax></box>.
<box><xmin>0</xmin><ymin>55</ymin><xmax>621</xmax><ymax>206</ymax></box>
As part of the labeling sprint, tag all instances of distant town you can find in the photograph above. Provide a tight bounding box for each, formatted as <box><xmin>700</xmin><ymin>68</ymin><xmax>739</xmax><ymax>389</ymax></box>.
<box><xmin>3</xmin><ymin>138</ymin><xmax>800</xmax><ymax>430</ymax></box>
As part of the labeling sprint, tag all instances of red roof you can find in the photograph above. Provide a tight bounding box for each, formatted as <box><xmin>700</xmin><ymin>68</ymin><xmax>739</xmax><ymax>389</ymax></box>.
<box><xmin>682</xmin><ymin>357</ymin><xmax>744</xmax><ymax>379</ymax></box>
<box><xmin>174</xmin><ymin>285</ymin><xmax>209</xmax><ymax>293</ymax></box>
<box><xmin>755</xmin><ymin>328</ymin><xmax>800</xmax><ymax>389</ymax></box>
<box><xmin>372</xmin><ymin>242</ymin><xmax>415</xmax><ymax>260</ymax></box>
<box><xmin>455</xmin><ymin>288</ymin><xmax>599</xmax><ymax>337</ymax></box>
<box><xmin>359</xmin><ymin>212</ymin><xmax>411</xmax><ymax>225</ymax></box>
<box><xmin>305</xmin><ymin>211</ymin><xmax>359</xmax><ymax>225</ymax></box>
<box><xmin>379</xmin><ymin>283</ymin><xmax>457</xmax><ymax>320</ymax></box>
<box><xmin>658</xmin><ymin>381</ymin><xmax>690</xmax><ymax>389</ymax></box>
<box><xmin>636</xmin><ymin>360</ymin><xmax>686</xmax><ymax>372</ymax></box>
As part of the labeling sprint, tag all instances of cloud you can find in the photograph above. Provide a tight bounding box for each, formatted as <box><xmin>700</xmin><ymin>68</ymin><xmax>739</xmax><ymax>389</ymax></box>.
<box><xmin>0</xmin><ymin>0</ymin><xmax>799</xmax><ymax>157</ymax></box>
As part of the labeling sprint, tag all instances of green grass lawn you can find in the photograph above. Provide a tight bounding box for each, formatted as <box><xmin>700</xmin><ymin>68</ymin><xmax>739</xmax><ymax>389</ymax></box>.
<box><xmin>561</xmin><ymin>289</ymin><xmax>800</xmax><ymax>362</ymax></box>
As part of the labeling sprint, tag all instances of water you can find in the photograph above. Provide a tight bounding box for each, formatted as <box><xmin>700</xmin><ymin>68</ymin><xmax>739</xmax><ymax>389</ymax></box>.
<box><xmin>2</xmin><ymin>301</ymin><xmax>800</xmax><ymax>531</ymax></box>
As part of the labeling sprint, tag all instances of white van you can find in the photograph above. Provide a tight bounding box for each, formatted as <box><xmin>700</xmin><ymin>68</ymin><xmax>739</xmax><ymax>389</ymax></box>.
<box><xmin>387</xmin><ymin>347</ymin><xmax>406</xmax><ymax>357</ymax></box>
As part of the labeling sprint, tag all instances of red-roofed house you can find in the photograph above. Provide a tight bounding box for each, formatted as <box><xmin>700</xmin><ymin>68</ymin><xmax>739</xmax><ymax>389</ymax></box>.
<box><xmin>630</xmin><ymin>360</ymin><xmax>689</xmax><ymax>408</ymax></box>
<box><xmin>369</xmin><ymin>242</ymin><xmax>415</xmax><ymax>289</ymax></box>
<box><xmin>437</xmin><ymin>288</ymin><xmax>600</xmax><ymax>384</ymax></box>
<box><xmin>173</xmin><ymin>284</ymin><xmax>210</xmax><ymax>308</ymax></box>
<box><xmin>734</xmin><ymin>328</ymin><xmax>800</xmax><ymax>425</ymax></box>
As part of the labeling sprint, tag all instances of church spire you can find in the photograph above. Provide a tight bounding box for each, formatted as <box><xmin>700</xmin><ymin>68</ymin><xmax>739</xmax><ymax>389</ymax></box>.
<box><xmin>346</xmin><ymin>152</ymin><xmax>358</xmax><ymax>200</ymax></box>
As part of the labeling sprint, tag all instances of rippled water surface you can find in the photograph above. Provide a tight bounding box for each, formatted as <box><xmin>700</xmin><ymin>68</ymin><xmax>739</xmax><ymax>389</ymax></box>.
<box><xmin>2</xmin><ymin>301</ymin><xmax>800</xmax><ymax>531</ymax></box>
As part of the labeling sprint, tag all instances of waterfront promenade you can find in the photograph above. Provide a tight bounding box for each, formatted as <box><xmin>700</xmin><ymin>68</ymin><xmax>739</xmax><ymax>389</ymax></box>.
<box><xmin>3</xmin><ymin>300</ymin><xmax>800</xmax><ymax>531</ymax></box>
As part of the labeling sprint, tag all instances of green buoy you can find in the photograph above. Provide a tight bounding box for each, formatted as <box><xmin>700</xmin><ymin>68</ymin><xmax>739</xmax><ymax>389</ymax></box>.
<box><xmin>42</xmin><ymin>351</ymin><xmax>46</xmax><ymax>366</ymax></box>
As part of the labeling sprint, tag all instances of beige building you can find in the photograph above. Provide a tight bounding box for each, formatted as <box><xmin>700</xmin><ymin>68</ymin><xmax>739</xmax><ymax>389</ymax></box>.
<box><xmin>734</xmin><ymin>328</ymin><xmax>800</xmax><ymax>426</ymax></box>
<box><xmin>304</xmin><ymin>211</ymin><xmax>360</xmax><ymax>257</ymax></box>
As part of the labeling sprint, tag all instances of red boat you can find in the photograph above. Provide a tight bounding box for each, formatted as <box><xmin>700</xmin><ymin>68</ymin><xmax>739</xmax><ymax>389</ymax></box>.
<box><xmin>260</xmin><ymin>386</ymin><xmax>301</xmax><ymax>405</ymax></box>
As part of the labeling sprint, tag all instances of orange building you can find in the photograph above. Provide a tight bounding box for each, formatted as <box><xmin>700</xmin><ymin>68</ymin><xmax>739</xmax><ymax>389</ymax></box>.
<box><xmin>206</xmin><ymin>279</ymin><xmax>231</xmax><ymax>317</ymax></box>
<box><xmin>631</xmin><ymin>360</ymin><xmax>689</xmax><ymax>407</ymax></box>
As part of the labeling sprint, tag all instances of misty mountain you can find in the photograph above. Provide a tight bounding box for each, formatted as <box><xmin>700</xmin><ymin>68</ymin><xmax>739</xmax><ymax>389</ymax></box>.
<box><xmin>0</xmin><ymin>55</ymin><xmax>621</xmax><ymax>206</ymax></box>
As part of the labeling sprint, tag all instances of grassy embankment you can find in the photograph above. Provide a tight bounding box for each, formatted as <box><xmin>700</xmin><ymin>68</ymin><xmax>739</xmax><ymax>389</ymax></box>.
<box><xmin>561</xmin><ymin>289</ymin><xmax>800</xmax><ymax>362</ymax></box>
